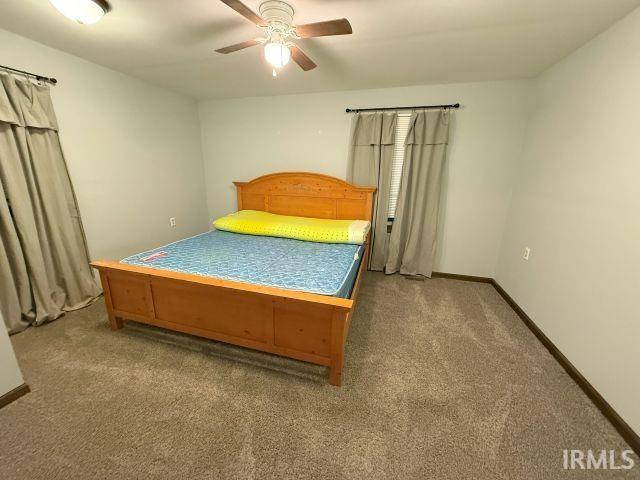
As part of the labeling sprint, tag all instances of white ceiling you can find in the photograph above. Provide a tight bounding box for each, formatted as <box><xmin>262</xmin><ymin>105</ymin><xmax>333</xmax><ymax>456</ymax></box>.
<box><xmin>1</xmin><ymin>0</ymin><xmax>639</xmax><ymax>100</ymax></box>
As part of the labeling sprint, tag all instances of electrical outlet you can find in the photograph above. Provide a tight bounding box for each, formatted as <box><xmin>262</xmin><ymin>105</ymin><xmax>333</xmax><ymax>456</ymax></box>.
<box><xmin>169</xmin><ymin>217</ymin><xmax>176</xmax><ymax>227</ymax></box>
<box><xmin>523</xmin><ymin>247</ymin><xmax>531</xmax><ymax>260</ymax></box>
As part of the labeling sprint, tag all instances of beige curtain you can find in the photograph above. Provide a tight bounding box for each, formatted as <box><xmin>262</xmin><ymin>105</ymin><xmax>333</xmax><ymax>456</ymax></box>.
<box><xmin>346</xmin><ymin>112</ymin><xmax>396</xmax><ymax>270</ymax></box>
<box><xmin>0</xmin><ymin>73</ymin><xmax>100</xmax><ymax>334</ymax></box>
<box><xmin>385</xmin><ymin>109</ymin><xmax>450</xmax><ymax>277</ymax></box>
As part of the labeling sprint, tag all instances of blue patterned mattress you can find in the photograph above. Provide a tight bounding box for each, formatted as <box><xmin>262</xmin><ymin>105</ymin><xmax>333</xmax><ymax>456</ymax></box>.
<box><xmin>121</xmin><ymin>230</ymin><xmax>363</xmax><ymax>298</ymax></box>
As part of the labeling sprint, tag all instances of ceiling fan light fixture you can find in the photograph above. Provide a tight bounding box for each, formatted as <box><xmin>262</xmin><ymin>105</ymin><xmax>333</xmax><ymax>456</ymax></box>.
<box><xmin>264</xmin><ymin>42</ymin><xmax>291</xmax><ymax>68</ymax></box>
<box><xmin>49</xmin><ymin>0</ymin><xmax>110</xmax><ymax>25</ymax></box>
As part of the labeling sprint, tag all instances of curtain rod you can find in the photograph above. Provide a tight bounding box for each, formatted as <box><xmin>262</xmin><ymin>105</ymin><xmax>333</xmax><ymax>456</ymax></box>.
<box><xmin>0</xmin><ymin>64</ymin><xmax>57</xmax><ymax>85</ymax></box>
<box><xmin>345</xmin><ymin>103</ymin><xmax>459</xmax><ymax>113</ymax></box>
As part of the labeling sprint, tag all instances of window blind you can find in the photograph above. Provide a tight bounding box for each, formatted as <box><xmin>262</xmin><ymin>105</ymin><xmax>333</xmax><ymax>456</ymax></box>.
<box><xmin>388</xmin><ymin>113</ymin><xmax>412</xmax><ymax>218</ymax></box>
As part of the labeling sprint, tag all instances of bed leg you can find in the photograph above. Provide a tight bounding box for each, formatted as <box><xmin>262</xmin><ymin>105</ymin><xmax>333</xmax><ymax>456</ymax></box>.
<box><xmin>329</xmin><ymin>361</ymin><xmax>343</xmax><ymax>386</ymax></box>
<box><xmin>108</xmin><ymin>316</ymin><xmax>123</xmax><ymax>331</ymax></box>
<box><xmin>99</xmin><ymin>271</ymin><xmax>122</xmax><ymax>331</ymax></box>
<box><xmin>328</xmin><ymin>309</ymin><xmax>347</xmax><ymax>387</ymax></box>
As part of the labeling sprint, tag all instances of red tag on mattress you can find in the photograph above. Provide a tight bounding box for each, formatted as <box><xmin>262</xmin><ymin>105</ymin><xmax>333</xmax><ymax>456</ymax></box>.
<box><xmin>140</xmin><ymin>251</ymin><xmax>168</xmax><ymax>262</ymax></box>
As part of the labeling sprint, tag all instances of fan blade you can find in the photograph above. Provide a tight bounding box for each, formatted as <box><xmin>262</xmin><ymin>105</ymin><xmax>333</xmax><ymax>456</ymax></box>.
<box><xmin>294</xmin><ymin>18</ymin><xmax>352</xmax><ymax>38</ymax></box>
<box><xmin>290</xmin><ymin>45</ymin><xmax>317</xmax><ymax>71</ymax></box>
<box><xmin>220</xmin><ymin>0</ymin><xmax>266</xmax><ymax>27</ymax></box>
<box><xmin>215</xmin><ymin>39</ymin><xmax>261</xmax><ymax>54</ymax></box>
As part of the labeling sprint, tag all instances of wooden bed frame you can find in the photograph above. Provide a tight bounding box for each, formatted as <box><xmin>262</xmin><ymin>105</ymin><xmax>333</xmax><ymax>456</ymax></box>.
<box><xmin>91</xmin><ymin>173</ymin><xmax>375</xmax><ymax>386</ymax></box>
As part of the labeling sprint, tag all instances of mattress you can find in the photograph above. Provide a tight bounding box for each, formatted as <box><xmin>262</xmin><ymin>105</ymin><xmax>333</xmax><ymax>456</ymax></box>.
<box><xmin>121</xmin><ymin>230</ymin><xmax>364</xmax><ymax>298</ymax></box>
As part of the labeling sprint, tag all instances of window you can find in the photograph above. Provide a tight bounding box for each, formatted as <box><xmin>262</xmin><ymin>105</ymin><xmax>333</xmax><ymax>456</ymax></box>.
<box><xmin>388</xmin><ymin>113</ymin><xmax>412</xmax><ymax>218</ymax></box>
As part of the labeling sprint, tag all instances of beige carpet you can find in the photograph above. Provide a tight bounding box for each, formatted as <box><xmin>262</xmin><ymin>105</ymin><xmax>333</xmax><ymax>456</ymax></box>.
<box><xmin>1</xmin><ymin>273</ymin><xmax>637</xmax><ymax>479</ymax></box>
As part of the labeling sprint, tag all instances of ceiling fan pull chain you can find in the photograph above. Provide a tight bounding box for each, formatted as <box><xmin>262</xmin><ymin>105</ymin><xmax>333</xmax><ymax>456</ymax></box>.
<box><xmin>272</xmin><ymin>68</ymin><xmax>277</xmax><ymax>77</ymax></box>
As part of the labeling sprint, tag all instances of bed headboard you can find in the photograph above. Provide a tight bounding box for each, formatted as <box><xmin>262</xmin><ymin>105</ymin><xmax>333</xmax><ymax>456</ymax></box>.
<box><xmin>234</xmin><ymin>172</ymin><xmax>376</xmax><ymax>221</ymax></box>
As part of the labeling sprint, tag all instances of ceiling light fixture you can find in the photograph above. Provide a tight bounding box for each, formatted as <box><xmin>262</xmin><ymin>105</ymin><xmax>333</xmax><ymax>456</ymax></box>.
<box><xmin>264</xmin><ymin>41</ymin><xmax>291</xmax><ymax>69</ymax></box>
<box><xmin>49</xmin><ymin>0</ymin><xmax>111</xmax><ymax>25</ymax></box>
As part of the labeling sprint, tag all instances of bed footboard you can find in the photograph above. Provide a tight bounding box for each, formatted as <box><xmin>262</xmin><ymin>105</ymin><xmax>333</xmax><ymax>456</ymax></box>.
<box><xmin>92</xmin><ymin>261</ymin><xmax>355</xmax><ymax>386</ymax></box>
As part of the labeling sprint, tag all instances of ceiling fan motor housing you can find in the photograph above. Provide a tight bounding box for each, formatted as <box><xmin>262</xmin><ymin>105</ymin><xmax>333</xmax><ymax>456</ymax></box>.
<box><xmin>259</xmin><ymin>0</ymin><xmax>295</xmax><ymax>34</ymax></box>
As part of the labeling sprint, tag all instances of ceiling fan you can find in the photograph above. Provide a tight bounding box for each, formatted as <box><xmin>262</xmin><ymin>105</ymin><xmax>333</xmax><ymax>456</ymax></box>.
<box><xmin>215</xmin><ymin>0</ymin><xmax>352</xmax><ymax>75</ymax></box>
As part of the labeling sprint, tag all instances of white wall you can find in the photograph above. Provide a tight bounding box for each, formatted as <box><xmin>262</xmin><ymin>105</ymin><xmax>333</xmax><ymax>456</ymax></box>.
<box><xmin>0</xmin><ymin>311</ymin><xmax>24</xmax><ymax>396</ymax></box>
<box><xmin>496</xmin><ymin>9</ymin><xmax>640</xmax><ymax>433</ymax></box>
<box><xmin>199</xmin><ymin>81</ymin><xmax>531</xmax><ymax>277</ymax></box>
<box><xmin>0</xmin><ymin>28</ymin><xmax>209</xmax><ymax>260</ymax></box>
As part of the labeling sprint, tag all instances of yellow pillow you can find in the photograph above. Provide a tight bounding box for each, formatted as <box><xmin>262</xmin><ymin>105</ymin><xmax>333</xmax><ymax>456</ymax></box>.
<box><xmin>213</xmin><ymin>210</ymin><xmax>370</xmax><ymax>245</ymax></box>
